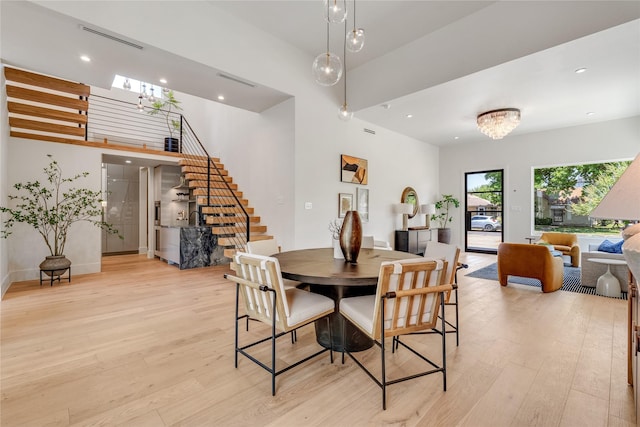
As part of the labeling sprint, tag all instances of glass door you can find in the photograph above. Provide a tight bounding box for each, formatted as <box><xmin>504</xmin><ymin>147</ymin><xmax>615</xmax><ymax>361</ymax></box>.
<box><xmin>465</xmin><ymin>170</ymin><xmax>504</xmax><ymax>254</ymax></box>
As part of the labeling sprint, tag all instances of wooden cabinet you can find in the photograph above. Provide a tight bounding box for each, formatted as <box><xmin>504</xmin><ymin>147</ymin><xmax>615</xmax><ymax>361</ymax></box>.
<box><xmin>394</xmin><ymin>229</ymin><xmax>433</xmax><ymax>255</ymax></box>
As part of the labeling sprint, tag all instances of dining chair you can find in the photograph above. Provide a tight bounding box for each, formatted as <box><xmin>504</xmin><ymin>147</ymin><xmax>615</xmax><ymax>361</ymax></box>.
<box><xmin>423</xmin><ymin>241</ymin><xmax>465</xmax><ymax>346</ymax></box>
<box><xmin>361</xmin><ymin>235</ymin><xmax>375</xmax><ymax>249</ymax></box>
<box><xmin>246</xmin><ymin>239</ymin><xmax>302</xmax><ymax>343</ymax></box>
<box><xmin>224</xmin><ymin>252</ymin><xmax>335</xmax><ymax>396</ymax></box>
<box><xmin>246</xmin><ymin>239</ymin><xmax>302</xmax><ymax>289</ymax></box>
<box><xmin>339</xmin><ymin>257</ymin><xmax>450</xmax><ymax>410</ymax></box>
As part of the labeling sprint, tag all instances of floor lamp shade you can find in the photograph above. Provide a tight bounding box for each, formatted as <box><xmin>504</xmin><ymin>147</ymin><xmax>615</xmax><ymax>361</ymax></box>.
<box><xmin>589</xmin><ymin>153</ymin><xmax>640</xmax><ymax>286</ymax></box>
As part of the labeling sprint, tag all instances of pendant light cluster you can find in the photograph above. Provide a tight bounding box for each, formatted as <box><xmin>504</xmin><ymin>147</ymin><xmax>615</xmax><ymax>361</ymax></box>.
<box><xmin>312</xmin><ymin>0</ymin><xmax>365</xmax><ymax>121</ymax></box>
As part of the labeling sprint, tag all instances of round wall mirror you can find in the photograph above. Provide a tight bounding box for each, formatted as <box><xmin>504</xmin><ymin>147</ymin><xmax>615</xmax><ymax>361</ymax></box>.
<box><xmin>401</xmin><ymin>187</ymin><xmax>419</xmax><ymax>218</ymax></box>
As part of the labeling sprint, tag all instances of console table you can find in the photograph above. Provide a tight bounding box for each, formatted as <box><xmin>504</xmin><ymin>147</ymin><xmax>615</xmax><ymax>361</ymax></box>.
<box><xmin>394</xmin><ymin>228</ymin><xmax>433</xmax><ymax>255</ymax></box>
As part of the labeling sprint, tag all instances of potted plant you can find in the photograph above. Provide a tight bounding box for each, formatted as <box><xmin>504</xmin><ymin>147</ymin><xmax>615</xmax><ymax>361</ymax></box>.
<box><xmin>147</xmin><ymin>89</ymin><xmax>182</xmax><ymax>152</ymax></box>
<box><xmin>0</xmin><ymin>155</ymin><xmax>121</xmax><ymax>279</ymax></box>
<box><xmin>430</xmin><ymin>194</ymin><xmax>460</xmax><ymax>243</ymax></box>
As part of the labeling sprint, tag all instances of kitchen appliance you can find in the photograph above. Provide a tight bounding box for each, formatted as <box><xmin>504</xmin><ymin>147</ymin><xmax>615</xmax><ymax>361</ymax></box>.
<box><xmin>154</xmin><ymin>201</ymin><xmax>161</xmax><ymax>225</ymax></box>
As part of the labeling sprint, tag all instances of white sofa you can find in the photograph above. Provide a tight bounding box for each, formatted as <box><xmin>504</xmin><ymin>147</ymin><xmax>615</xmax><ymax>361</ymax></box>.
<box><xmin>580</xmin><ymin>243</ymin><xmax>629</xmax><ymax>291</ymax></box>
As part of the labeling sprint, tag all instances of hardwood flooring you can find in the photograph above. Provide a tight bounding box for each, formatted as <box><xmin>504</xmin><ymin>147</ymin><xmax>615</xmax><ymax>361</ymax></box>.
<box><xmin>1</xmin><ymin>252</ymin><xmax>635</xmax><ymax>426</ymax></box>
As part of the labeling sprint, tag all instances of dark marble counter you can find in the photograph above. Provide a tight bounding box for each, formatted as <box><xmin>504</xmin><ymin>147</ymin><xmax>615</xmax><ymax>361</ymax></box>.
<box><xmin>179</xmin><ymin>226</ymin><xmax>228</xmax><ymax>269</ymax></box>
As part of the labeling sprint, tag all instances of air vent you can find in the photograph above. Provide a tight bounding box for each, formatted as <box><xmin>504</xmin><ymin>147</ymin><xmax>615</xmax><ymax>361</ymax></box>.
<box><xmin>80</xmin><ymin>26</ymin><xmax>144</xmax><ymax>50</ymax></box>
<box><xmin>364</xmin><ymin>128</ymin><xmax>376</xmax><ymax>135</ymax></box>
<box><xmin>216</xmin><ymin>72</ymin><xmax>256</xmax><ymax>88</ymax></box>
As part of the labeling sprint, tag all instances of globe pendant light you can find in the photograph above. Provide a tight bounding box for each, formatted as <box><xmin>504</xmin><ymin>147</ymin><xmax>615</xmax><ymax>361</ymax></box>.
<box><xmin>148</xmin><ymin>85</ymin><xmax>156</xmax><ymax>103</ymax></box>
<box><xmin>312</xmin><ymin>22</ymin><xmax>342</xmax><ymax>86</ymax></box>
<box><xmin>346</xmin><ymin>0</ymin><xmax>364</xmax><ymax>52</ymax></box>
<box><xmin>324</xmin><ymin>0</ymin><xmax>347</xmax><ymax>23</ymax></box>
<box><xmin>338</xmin><ymin>19</ymin><xmax>353</xmax><ymax>121</ymax></box>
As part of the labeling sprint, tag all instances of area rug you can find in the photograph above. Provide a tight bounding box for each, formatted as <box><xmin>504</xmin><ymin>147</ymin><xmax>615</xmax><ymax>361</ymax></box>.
<box><xmin>465</xmin><ymin>263</ymin><xmax>627</xmax><ymax>300</ymax></box>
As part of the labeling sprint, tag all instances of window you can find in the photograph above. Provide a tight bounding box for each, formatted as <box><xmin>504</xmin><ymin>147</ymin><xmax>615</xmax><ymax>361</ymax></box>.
<box><xmin>533</xmin><ymin>160</ymin><xmax>631</xmax><ymax>235</ymax></box>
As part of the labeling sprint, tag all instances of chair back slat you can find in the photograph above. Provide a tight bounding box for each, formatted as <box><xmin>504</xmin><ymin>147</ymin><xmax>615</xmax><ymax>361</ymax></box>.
<box><xmin>372</xmin><ymin>258</ymin><xmax>446</xmax><ymax>339</ymax></box>
<box><xmin>233</xmin><ymin>252</ymin><xmax>289</xmax><ymax>331</ymax></box>
<box><xmin>424</xmin><ymin>242</ymin><xmax>461</xmax><ymax>302</ymax></box>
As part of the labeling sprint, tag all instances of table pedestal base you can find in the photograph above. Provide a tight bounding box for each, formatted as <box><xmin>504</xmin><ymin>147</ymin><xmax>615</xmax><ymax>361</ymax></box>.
<box><xmin>596</xmin><ymin>266</ymin><xmax>621</xmax><ymax>298</ymax></box>
<box><xmin>310</xmin><ymin>283</ymin><xmax>375</xmax><ymax>352</ymax></box>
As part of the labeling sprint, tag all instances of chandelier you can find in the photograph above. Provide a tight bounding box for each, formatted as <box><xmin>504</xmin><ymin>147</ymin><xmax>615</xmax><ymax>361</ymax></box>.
<box><xmin>476</xmin><ymin>108</ymin><xmax>521</xmax><ymax>140</ymax></box>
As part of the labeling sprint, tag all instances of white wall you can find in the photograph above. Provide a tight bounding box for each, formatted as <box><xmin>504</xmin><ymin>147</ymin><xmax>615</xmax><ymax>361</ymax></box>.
<box><xmin>34</xmin><ymin>1</ymin><xmax>440</xmax><ymax>252</ymax></box>
<box><xmin>7</xmin><ymin>140</ymin><xmax>104</xmax><ymax>282</ymax></box>
<box><xmin>1</xmin><ymin>64</ymin><xmax>9</xmax><ymax>296</ymax></box>
<box><xmin>439</xmin><ymin>115</ymin><xmax>640</xmax><ymax>248</ymax></box>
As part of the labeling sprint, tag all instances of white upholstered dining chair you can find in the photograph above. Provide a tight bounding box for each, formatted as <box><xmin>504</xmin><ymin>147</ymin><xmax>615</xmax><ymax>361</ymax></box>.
<box><xmin>224</xmin><ymin>252</ymin><xmax>334</xmax><ymax>396</ymax></box>
<box><xmin>339</xmin><ymin>257</ymin><xmax>450</xmax><ymax>410</ymax></box>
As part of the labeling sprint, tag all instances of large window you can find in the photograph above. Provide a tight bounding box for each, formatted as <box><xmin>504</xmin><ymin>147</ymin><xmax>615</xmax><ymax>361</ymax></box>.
<box><xmin>465</xmin><ymin>170</ymin><xmax>503</xmax><ymax>254</ymax></box>
<box><xmin>533</xmin><ymin>160</ymin><xmax>631</xmax><ymax>235</ymax></box>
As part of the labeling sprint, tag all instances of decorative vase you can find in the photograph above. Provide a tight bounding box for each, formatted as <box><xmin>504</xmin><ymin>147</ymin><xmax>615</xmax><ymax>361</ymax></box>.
<box><xmin>339</xmin><ymin>211</ymin><xmax>362</xmax><ymax>263</ymax></box>
<box><xmin>438</xmin><ymin>228</ymin><xmax>451</xmax><ymax>244</ymax></box>
<box><xmin>39</xmin><ymin>255</ymin><xmax>71</xmax><ymax>277</ymax></box>
<box><xmin>333</xmin><ymin>239</ymin><xmax>344</xmax><ymax>259</ymax></box>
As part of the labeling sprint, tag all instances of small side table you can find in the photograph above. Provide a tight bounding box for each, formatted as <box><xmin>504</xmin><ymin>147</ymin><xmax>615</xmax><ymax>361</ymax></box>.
<box><xmin>39</xmin><ymin>267</ymin><xmax>71</xmax><ymax>287</ymax></box>
<box><xmin>587</xmin><ymin>258</ymin><xmax>627</xmax><ymax>297</ymax></box>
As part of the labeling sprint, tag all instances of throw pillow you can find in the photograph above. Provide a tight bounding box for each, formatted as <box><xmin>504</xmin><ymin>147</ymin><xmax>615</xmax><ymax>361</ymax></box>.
<box><xmin>598</xmin><ymin>239</ymin><xmax>624</xmax><ymax>254</ymax></box>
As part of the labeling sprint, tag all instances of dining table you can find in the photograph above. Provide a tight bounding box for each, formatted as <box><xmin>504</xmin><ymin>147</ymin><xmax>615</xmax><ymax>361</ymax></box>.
<box><xmin>272</xmin><ymin>247</ymin><xmax>421</xmax><ymax>352</ymax></box>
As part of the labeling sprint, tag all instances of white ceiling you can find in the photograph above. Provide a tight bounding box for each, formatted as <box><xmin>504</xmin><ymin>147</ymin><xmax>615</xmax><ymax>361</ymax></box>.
<box><xmin>2</xmin><ymin>1</ymin><xmax>639</xmax><ymax>146</ymax></box>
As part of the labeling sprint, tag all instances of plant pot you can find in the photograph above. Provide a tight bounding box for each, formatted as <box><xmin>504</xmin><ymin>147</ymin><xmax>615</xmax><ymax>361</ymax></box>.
<box><xmin>39</xmin><ymin>255</ymin><xmax>71</xmax><ymax>277</ymax></box>
<box><xmin>164</xmin><ymin>137</ymin><xmax>179</xmax><ymax>153</ymax></box>
<box><xmin>437</xmin><ymin>228</ymin><xmax>451</xmax><ymax>244</ymax></box>
<box><xmin>339</xmin><ymin>211</ymin><xmax>362</xmax><ymax>263</ymax></box>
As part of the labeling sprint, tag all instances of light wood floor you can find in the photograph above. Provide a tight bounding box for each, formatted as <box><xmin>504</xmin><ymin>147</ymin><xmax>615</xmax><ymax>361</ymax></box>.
<box><xmin>1</xmin><ymin>252</ymin><xmax>635</xmax><ymax>426</ymax></box>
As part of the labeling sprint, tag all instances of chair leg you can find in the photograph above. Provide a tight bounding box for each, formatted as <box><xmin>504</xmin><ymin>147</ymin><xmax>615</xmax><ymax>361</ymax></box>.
<box><xmin>235</xmin><ymin>284</ymin><xmax>240</xmax><ymax>368</ymax></box>
<box><xmin>380</xmin><ymin>303</ymin><xmax>387</xmax><ymax>410</ymax></box>
<box><xmin>327</xmin><ymin>316</ymin><xmax>334</xmax><ymax>363</ymax></box>
<box><xmin>441</xmin><ymin>293</ymin><xmax>447</xmax><ymax>392</ymax></box>
<box><xmin>453</xmin><ymin>287</ymin><xmax>459</xmax><ymax>346</ymax></box>
<box><xmin>341</xmin><ymin>316</ymin><xmax>346</xmax><ymax>364</ymax></box>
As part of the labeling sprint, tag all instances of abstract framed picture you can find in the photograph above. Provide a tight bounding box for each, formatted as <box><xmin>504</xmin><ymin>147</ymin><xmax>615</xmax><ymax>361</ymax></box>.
<box><xmin>341</xmin><ymin>155</ymin><xmax>368</xmax><ymax>185</ymax></box>
<box><xmin>357</xmin><ymin>187</ymin><xmax>369</xmax><ymax>222</ymax></box>
<box><xmin>338</xmin><ymin>193</ymin><xmax>353</xmax><ymax>218</ymax></box>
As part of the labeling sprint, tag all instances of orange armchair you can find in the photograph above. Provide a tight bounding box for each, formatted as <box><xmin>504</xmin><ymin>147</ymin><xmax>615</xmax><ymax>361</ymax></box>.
<box><xmin>497</xmin><ymin>243</ymin><xmax>564</xmax><ymax>293</ymax></box>
<box><xmin>538</xmin><ymin>232</ymin><xmax>580</xmax><ymax>267</ymax></box>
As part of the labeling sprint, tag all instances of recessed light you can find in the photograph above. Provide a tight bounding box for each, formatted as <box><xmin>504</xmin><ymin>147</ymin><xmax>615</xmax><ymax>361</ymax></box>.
<box><xmin>80</xmin><ymin>55</ymin><xmax>91</xmax><ymax>62</ymax></box>
<box><xmin>454</xmin><ymin>136</ymin><xmax>460</xmax><ymax>140</ymax></box>
<box><xmin>586</xmin><ymin>111</ymin><xmax>595</xmax><ymax>116</ymax></box>
<box><xmin>575</xmin><ymin>67</ymin><xmax>587</xmax><ymax>74</ymax></box>
<box><xmin>125</xmin><ymin>160</ymin><xmax>132</xmax><ymax>164</ymax></box>
<box><xmin>217</xmin><ymin>95</ymin><xmax>225</xmax><ymax>101</ymax></box>
<box><xmin>381</xmin><ymin>104</ymin><xmax>391</xmax><ymax>109</ymax></box>
<box><xmin>159</xmin><ymin>78</ymin><xmax>167</xmax><ymax>84</ymax></box>
<box><xmin>406</xmin><ymin>114</ymin><xmax>413</xmax><ymax>119</ymax></box>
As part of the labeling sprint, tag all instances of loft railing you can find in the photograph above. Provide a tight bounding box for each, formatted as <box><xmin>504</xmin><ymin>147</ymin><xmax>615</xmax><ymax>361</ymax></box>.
<box><xmin>87</xmin><ymin>94</ymin><xmax>250</xmax><ymax>250</ymax></box>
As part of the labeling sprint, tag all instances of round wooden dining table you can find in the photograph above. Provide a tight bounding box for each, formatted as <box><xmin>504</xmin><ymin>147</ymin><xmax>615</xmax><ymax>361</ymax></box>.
<box><xmin>272</xmin><ymin>247</ymin><xmax>421</xmax><ymax>351</ymax></box>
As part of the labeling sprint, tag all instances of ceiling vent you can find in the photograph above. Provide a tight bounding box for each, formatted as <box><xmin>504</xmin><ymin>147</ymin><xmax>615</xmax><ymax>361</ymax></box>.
<box><xmin>364</xmin><ymin>128</ymin><xmax>376</xmax><ymax>135</ymax></box>
<box><xmin>216</xmin><ymin>72</ymin><xmax>256</xmax><ymax>88</ymax></box>
<box><xmin>80</xmin><ymin>25</ymin><xmax>144</xmax><ymax>50</ymax></box>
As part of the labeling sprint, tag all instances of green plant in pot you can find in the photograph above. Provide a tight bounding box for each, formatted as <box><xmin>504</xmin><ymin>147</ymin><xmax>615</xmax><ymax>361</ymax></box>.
<box><xmin>430</xmin><ymin>194</ymin><xmax>460</xmax><ymax>244</ymax></box>
<box><xmin>147</xmin><ymin>89</ymin><xmax>182</xmax><ymax>152</ymax></box>
<box><xmin>0</xmin><ymin>155</ymin><xmax>122</xmax><ymax>279</ymax></box>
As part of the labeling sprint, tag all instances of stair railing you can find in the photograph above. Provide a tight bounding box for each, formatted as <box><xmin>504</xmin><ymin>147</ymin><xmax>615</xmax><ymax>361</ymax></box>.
<box><xmin>87</xmin><ymin>94</ymin><xmax>250</xmax><ymax>252</ymax></box>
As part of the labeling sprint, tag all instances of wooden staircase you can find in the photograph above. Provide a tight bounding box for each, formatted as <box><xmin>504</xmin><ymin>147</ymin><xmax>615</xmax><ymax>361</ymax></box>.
<box><xmin>178</xmin><ymin>157</ymin><xmax>273</xmax><ymax>259</ymax></box>
<box><xmin>4</xmin><ymin>66</ymin><xmax>275</xmax><ymax>262</ymax></box>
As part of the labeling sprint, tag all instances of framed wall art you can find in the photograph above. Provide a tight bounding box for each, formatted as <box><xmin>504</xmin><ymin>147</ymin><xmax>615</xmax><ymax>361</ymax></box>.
<box><xmin>338</xmin><ymin>193</ymin><xmax>353</xmax><ymax>218</ymax></box>
<box><xmin>341</xmin><ymin>154</ymin><xmax>368</xmax><ymax>185</ymax></box>
<box><xmin>357</xmin><ymin>187</ymin><xmax>369</xmax><ymax>222</ymax></box>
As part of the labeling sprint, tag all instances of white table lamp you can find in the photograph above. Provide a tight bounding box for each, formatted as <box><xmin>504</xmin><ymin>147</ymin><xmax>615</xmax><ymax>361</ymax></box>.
<box><xmin>420</xmin><ymin>204</ymin><xmax>436</xmax><ymax>228</ymax></box>
<box><xmin>394</xmin><ymin>203</ymin><xmax>414</xmax><ymax>231</ymax></box>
